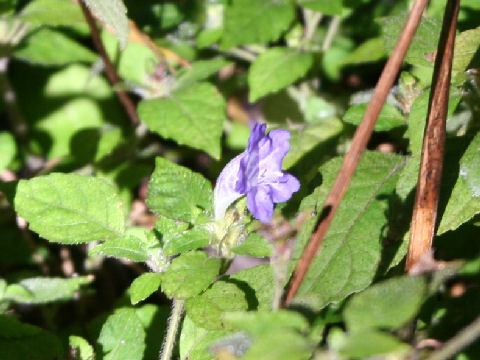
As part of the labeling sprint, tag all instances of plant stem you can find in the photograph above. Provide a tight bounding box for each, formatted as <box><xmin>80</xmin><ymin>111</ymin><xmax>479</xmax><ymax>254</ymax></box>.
<box><xmin>159</xmin><ymin>299</ymin><xmax>184</xmax><ymax>360</ymax></box>
<box><xmin>322</xmin><ymin>15</ymin><xmax>340</xmax><ymax>52</ymax></box>
<box><xmin>283</xmin><ymin>0</ymin><xmax>429</xmax><ymax>306</ymax></box>
<box><xmin>426</xmin><ymin>315</ymin><xmax>480</xmax><ymax>360</ymax></box>
<box><xmin>303</xmin><ymin>9</ymin><xmax>323</xmax><ymax>42</ymax></box>
<box><xmin>406</xmin><ymin>0</ymin><xmax>461</xmax><ymax>271</ymax></box>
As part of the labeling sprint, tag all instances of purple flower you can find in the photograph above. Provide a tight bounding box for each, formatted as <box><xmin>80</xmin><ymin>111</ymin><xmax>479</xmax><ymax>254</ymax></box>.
<box><xmin>214</xmin><ymin>124</ymin><xmax>300</xmax><ymax>223</ymax></box>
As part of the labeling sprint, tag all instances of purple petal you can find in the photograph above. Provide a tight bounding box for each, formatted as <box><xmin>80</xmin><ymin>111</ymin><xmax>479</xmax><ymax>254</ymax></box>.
<box><xmin>269</xmin><ymin>173</ymin><xmax>301</xmax><ymax>203</ymax></box>
<box><xmin>247</xmin><ymin>186</ymin><xmax>274</xmax><ymax>223</ymax></box>
<box><xmin>214</xmin><ymin>152</ymin><xmax>247</xmax><ymax>220</ymax></box>
<box><xmin>247</xmin><ymin>123</ymin><xmax>266</xmax><ymax>151</ymax></box>
<box><xmin>258</xmin><ymin>129</ymin><xmax>291</xmax><ymax>173</ymax></box>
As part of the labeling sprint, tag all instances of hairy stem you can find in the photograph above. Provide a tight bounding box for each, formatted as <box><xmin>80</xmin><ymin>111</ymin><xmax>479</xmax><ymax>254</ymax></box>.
<box><xmin>160</xmin><ymin>299</ymin><xmax>184</xmax><ymax>360</ymax></box>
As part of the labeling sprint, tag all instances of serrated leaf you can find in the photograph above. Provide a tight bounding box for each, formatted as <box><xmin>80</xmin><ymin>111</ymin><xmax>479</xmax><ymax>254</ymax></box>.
<box><xmin>0</xmin><ymin>131</ymin><xmax>16</xmax><ymax>172</ymax></box>
<box><xmin>98</xmin><ymin>308</ymin><xmax>145</xmax><ymax>360</ymax></box>
<box><xmin>129</xmin><ymin>272</ymin><xmax>162</xmax><ymax>305</ymax></box>
<box><xmin>343</xmin><ymin>103</ymin><xmax>405</xmax><ymax>131</ymax></box>
<box><xmin>15</xmin><ymin>173</ymin><xmax>125</xmax><ymax>244</ymax></box>
<box><xmin>161</xmin><ymin>251</ymin><xmax>221</xmax><ymax>299</ymax></box>
<box><xmin>233</xmin><ymin>233</ymin><xmax>272</xmax><ymax>257</ymax></box>
<box><xmin>249</xmin><ymin>48</ymin><xmax>313</xmax><ymax>102</ymax></box>
<box><xmin>297</xmin><ymin>0</ymin><xmax>342</xmax><ymax>15</ymax></box>
<box><xmin>138</xmin><ymin>82</ymin><xmax>225</xmax><ymax>159</ymax></box>
<box><xmin>344</xmin><ymin>275</ymin><xmax>426</xmax><ymax>332</ymax></box>
<box><xmin>69</xmin><ymin>336</ymin><xmax>95</xmax><ymax>360</ymax></box>
<box><xmin>293</xmin><ymin>152</ymin><xmax>406</xmax><ymax>310</ymax></box>
<box><xmin>147</xmin><ymin>157</ymin><xmax>213</xmax><ymax>222</ymax></box>
<box><xmin>84</xmin><ymin>0</ymin><xmax>129</xmax><ymax>49</ymax></box>
<box><xmin>438</xmin><ymin>133</ymin><xmax>480</xmax><ymax>234</ymax></box>
<box><xmin>5</xmin><ymin>276</ymin><xmax>92</xmax><ymax>304</ymax></box>
<box><xmin>89</xmin><ymin>235</ymin><xmax>149</xmax><ymax>262</ymax></box>
<box><xmin>15</xmin><ymin>28</ymin><xmax>96</xmax><ymax>65</ymax></box>
<box><xmin>0</xmin><ymin>315</ymin><xmax>63</xmax><ymax>360</ymax></box>
<box><xmin>20</xmin><ymin>0</ymin><xmax>85</xmax><ymax>27</ymax></box>
<box><xmin>340</xmin><ymin>330</ymin><xmax>409</xmax><ymax>358</ymax></box>
<box><xmin>175</xmin><ymin>59</ymin><xmax>231</xmax><ymax>89</ymax></box>
<box><xmin>221</xmin><ymin>0</ymin><xmax>295</xmax><ymax>49</ymax></box>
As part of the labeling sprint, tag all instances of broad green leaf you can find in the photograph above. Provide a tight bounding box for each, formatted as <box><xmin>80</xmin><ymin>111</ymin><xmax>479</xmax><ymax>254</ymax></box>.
<box><xmin>175</xmin><ymin>59</ymin><xmax>231</xmax><ymax>89</ymax></box>
<box><xmin>0</xmin><ymin>131</ymin><xmax>16</xmax><ymax>172</ymax></box>
<box><xmin>69</xmin><ymin>336</ymin><xmax>95</xmax><ymax>360</ymax></box>
<box><xmin>344</xmin><ymin>275</ymin><xmax>426</xmax><ymax>332</ymax></box>
<box><xmin>84</xmin><ymin>0</ymin><xmax>129</xmax><ymax>49</ymax></box>
<box><xmin>0</xmin><ymin>315</ymin><xmax>63</xmax><ymax>360</ymax></box>
<box><xmin>94</xmin><ymin>127</ymin><xmax>124</xmax><ymax>162</ymax></box>
<box><xmin>233</xmin><ymin>233</ymin><xmax>272</xmax><ymax>257</ymax></box>
<box><xmin>138</xmin><ymin>82</ymin><xmax>225</xmax><ymax>159</ymax></box>
<box><xmin>343</xmin><ymin>103</ymin><xmax>405</xmax><ymax>131</ymax></box>
<box><xmin>20</xmin><ymin>0</ymin><xmax>85</xmax><ymax>27</ymax></box>
<box><xmin>223</xmin><ymin>310</ymin><xmax>309</xmax><ymax>337</ymax></box>
<box><xmin>197</xmin><ymin>28</ymin><xmax>223</xmax><ymax>49</ymax></box>
<box><xmin>293</xmin><ymin>152</ymin><xmax>406</xmax><ymax>310</ymax></box>
<box><xmin>339</xmin><ymin>330</ymin><xmax>409</xmax><ymax>358</ymax></box>
<box><xmin>242</xmin><ymin>329</ymin><xmax>313</xmax><ymax>360</ymax></box>
<box><xmin>89</xmin><ymin>235</ymin><xmax>149</xmax><ymax>262</ymax></box>
<box><xmin>161</xmin><ymin>251</ymin><xmax>221</xmax><ymax>299</ymax></box>
<box><xmin>452</xmin><ymin>27</ymin><xmax>480</xmax><ymax>82</ymax></box>
<box><xmin>129</xmin><ymin>272</ymin><xmax>162</xmax><ymax>305</ymax></box>
<box><xmin>221</xmin><ymin>0</ymin><xmax>295</xmax><ymax>49</ymax></box>
<box><xmin>229</xmin><ymin>264</ymin><xmax>275</xmax><ymax>310</ymax></box>
<box><xmin>297</xmin><ymin>0</ymin><xmax>342</xmax><ymax>15</ymax></box>
<box><xmin>438</xmin><ymin>133</ymin><xmax>480</xmax><ymax>234</ymax></box>
<box><xmin>341</xmin><ymin>37</ymin><xmax>386</xmax><ymax>65</ymax></box>
<box><xmin>248</xmin><ymin>48</ymin><xmax>313</xmax><ymax>102</ymax></box>
<box><xmin>15</xmin><ymin>173</ymin><xmax>125</xmax><ymax>244</ymax></box>
<box><xmin>97</xmin><ymin>308</ymin><xmax>145</xmax><ymax>360</ymax></box>
<box><xmin>134</xmin><ymin>304</ymin><xmax>170</xmax><ymax>360</ymax></box>
<box><xmin>5</xmin><ymin>276</ymin><xmax>92</xmax><ymax>304</ymax></box>
<box><xmin>185</xmin><ymin>280</ymin><xmax>249</xmax><ymax>330</ymax></box>
<box><xmin>147</xmin><ymin>157</ymin><xmax>213</xmax><ymax>222</ymax></box>
<box><xmin>15</xmin><ymin>28</ymin><xmax>96</xmax><ymax>65</ymax></box>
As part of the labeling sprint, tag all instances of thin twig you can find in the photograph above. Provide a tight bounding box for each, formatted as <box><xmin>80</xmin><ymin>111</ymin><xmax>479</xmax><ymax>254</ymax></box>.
<box><xmin>79</xmin><ymin>0</ymin><xmax>139</xmax><ymax>125</ymax></box>
<box><xmin>322</xmin><ymin>15</ymin><xmax>340</xmax><ymax>52</ymax></box>
<box><xmin>426</xmin><ymin>314</ymin><xmax>480</xmax><ymax>360</ymax></box>
<box><xmin>406</xmin><ymin>0</ymin><xmax>460</xmax><ymax>271</ymax></box>
<box><xmin>283</xmin><ymin>0</ymin><xmax>430</xmax><ymax>306</ymax></box>
<box><xmin>160</xmin><ymin>299</ymin><xmax>184</xmax><ymax>360</ymax></box>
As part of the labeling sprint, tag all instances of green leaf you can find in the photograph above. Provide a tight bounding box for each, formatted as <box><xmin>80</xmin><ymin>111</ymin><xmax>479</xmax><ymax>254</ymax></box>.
<box><xmin>5</xmin><ymin>276</ymin><xmax>92</xmax><ymax>304</ymax></box>
<box><xmin>197</xmin><ymin>28</ymin><xmax>223</xmax><ymax>49</ymax></box>
<box><xmin>248</xmin><ymin>48</ymin><xmax>314</xmax><ymax>102</ymax></box>
<box><xmin>242</xmin><ymin>329</ymin><xmax>313</xmax><ymax>360</ymax></box>
<box><xmin>20</xmin><ymin>0</ymin><xmax>84</xmax><ymax>27</ymax></box>
<box><xmin>69</xmin><ymin>336</ymin><xmax>95</xmax><ymax>360</ymax></box>
<box><xmin>15</xmin><ymin>28</ymin><xmax>96</xmax><ymax>65</ymax></box>
<box><xmin>230</xmin><ymin>265</ymin><xmax>275</xmax><ymax>310</ymax></box>
<box><xmin>0</xmin><ymin>132</ymin><xmax>16</xmax><ymax>172</ymax></box>
<box><xmin>129</xmin><ymin>272</ymin><xmax>162</xmax><ymax>305</ymax></box>
<box><xmin>185</xmin><ymin>280</ymin><xmax>249</xmax><ymax>330</ymax></box>
<box><xmin>233</xmin><ymin>233</ymin><xmax>272</xmax><ymax>257</ymax></box>
<box><xmin>292</xmin><ymin>152</ymin><xmax>406</xmax><ymax>310</ymax></box>
<box><xmin>223</xmin><ymin>310</ymin><xmax>309</xmax><ymax>337</ymax></box>
<box><xmin>89</xmin><ymin>235</ymin><xmax>149</xmax><ymax>262</ymax></box>
<box><xmin>344</xmin><ymin>275</ymin><xmax>426</xmax><ymax>332</ymax></box>
<box><xmin>343</xmin><ymin>103</ymin><xmax>405</xmax><ymax>131</ymax></box>
<box><xmin>0</xmin><ymin>315</ymin><xmax>63</xmax><ymax>360</ymax></box>
<box><xmin>97</xmin><ymin>308</ymin><xmax>146</xmax><ymax>360</ymax></box>
<box><xmin>341</xmin><ymin>37</ymin><xmax>386</xmax><ymax>65</ymax></box>
<box><xmin>175</xmin><ymin>59</ymin><xmax>231</xmax><ymax>89</ymax></box>
<box><xmin>452</xmin><ymin>27</ymin><xmax>480</xmax><ymax>81</ymax></box>
<box><xmin>339</xmin><ymin>330</ymin><xmax>409</xmax><ymax>358</ymax></box>
<box><xmin>221</xmin><ymin>0</ymin><xmax>295</xmax><ymax>49</ymax></box>
<box><xmin>297</xmin><ymin>0</ymin><xmax>343</xmax><ymax>15</ymax></box>
<box><xmin>138</xmin><ymin>82</ymin><xmax>225</xmax><ymax>159</ymax></box>
<box><xmin>15</xmin><ymin>173</ymin><xmax>125</xmax><ymax>244</ymax></box>
<box><xmin>84</xmin><ymin>0</ymin><xmax>129</xmax><ymax>49</ymax></box>
<box><xmin>438</xmin><ymin>133</ymin><xmax>480</xmax><ymax>234</ymax></box>
<box><xmin>147</xmin><ymin>157</ymin><xmax>213</xmax><ymax>222</ymax></box>
<box><xmin>161</xmin><ymin>251</ymin><xmax>221</xmax><ymax>299</ymax></box>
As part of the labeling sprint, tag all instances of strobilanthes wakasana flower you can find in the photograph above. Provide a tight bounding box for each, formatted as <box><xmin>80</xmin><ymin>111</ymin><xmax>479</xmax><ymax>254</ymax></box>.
<box><xmin>214</xmin><ymin>123</ymin><xmax>300</xmax><ymax>223</ymax></box>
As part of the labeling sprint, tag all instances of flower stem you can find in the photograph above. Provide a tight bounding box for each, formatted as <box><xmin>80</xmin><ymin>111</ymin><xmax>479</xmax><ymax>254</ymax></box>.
<box><xmin>159</xmin><ymin>299</ymin><xmax>184</xmax><ymax>360</ymax></box>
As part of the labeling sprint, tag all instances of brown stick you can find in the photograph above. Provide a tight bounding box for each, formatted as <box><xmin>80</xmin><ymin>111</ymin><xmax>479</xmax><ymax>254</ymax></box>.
<box><xmin>405</xmin><ymin>0</ymin><xmax>461</xmax><ymax>271</ymax></box>
<box><xmin>79</xmin><ymin>0</ymin><xmax>139</xmax><ymax>125</ymax></box>
<box><xmin>283</xmin><ymin>0</ymin><xmax>430</xmax><ymax>306</ymax></box>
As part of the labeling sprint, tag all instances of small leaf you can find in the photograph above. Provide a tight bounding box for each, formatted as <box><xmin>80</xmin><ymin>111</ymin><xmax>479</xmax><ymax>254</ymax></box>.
<box><xmin>297</xmin><ymin>0</ymin><xmax>342</xmax><ymax>15</ymax></box>
<box><xmin>175</xmin><ymin>59</ymin><xmax>231</xmax><ymax>89</ymax></box>
<box><xmin>161</xmin><ymin>251</ymin><xmax>221</xmax><ymax>299</ymax></box>
<box><xmin>452</xmin><ymin>27</ymin><xmax>480</xmax><ymax>80</ymax></box>
<box><xmin>147</xmin><ymin>157</ymin><xmax>213</xmax><ymax>222</ymax></box>
<box><xmin>233</xmin><ymin>233</ymin><xmax>272</xmax><ymax>257</ymax></box>
<box><xmin>84</xmin><ymin>0</ymin><xmax>129</xmax><ymax>49</ymax></box>
<box><xmin>343</xmin><ymin>103</ymin><xmax>405</xmax><ymax>131</ymax></box>
<box><xmin>138</xmin><ymin>82</ymin><xmax>225</xmax><ymax>159</ymax></box>
<box><xmin>5</xmin><ymin>276</ymin><xmax>92</xmax><ymax>304</ymax></box>
<box><xmin>230</xmin><ymin>265</ymin><xmax>275</xmax><ymax>310</ymax></box>
<box><xmin>0</xmin><ymin>132</ymin><xmax>16</xmax><ymax>172</ymax></box>
<box><xmin>344</xmin><ymin>275</ymin><xmax>426</xmax><ymax>332</ymax></box>
<box><xmin>340</xmin><ymin>330</ymin><xmax>409</xmax><ymax>358</ymax></box>
<box><xmin>20</xmin><ymin>0</ymin><xmax>85</xmax><ymax>27</ymax></box>
<box><xmin>341</xmin><ymin>37</ymin><xmax>386</xmax><ymax>65</ymax></box>
<box><xmin>89</xmin><ymin>235</ymin><xmax>149</xmax><ymax>262</ymax></box>
<box><xmin>221</xmin><ymin>0</ymin><xmax>295</xmax><ymax>49</ymax></box>
<box><xmin>15</xmin><ymin>173</ymin><xmax>125</xmax><ymax>244</ymax></box>
<box><xmin>248</xmin><ymin>48</ymin><xmax>313</xmax><ymax>102</ymax></box>
<box><xmin>129</xmin><ymin>273</ymin><xmax>162</xmax><ymax>305</ymax></box>
<box><xmin>69</xmin><ymin>336</ymin><xmax>95</xmax><ymax>360</ymax></box>
<box><xmin>97</xmin><ymin>308</ymin><xmax>145</xmax><ymax>360</ymax></box>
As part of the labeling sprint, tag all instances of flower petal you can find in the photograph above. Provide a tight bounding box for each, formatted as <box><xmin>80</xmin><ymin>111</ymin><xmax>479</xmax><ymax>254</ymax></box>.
<box><xmin>258</xmin><ymin>129</ymin><xmax>291</xmax><ymax>173</ymax></box>
<box><xmin>214</xmin><ymin>152</ymin><xmax>246</xmax><ymax>220</ymax></box>
<box><xmin>247</xmin><ymin>186</ymin><xmax>274</xmax><ymax>223</ymax></box>
<box><xmin>269</xmin><ymin>173</ymin><xmax>301</xmax><ymax>203</ymax></box>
